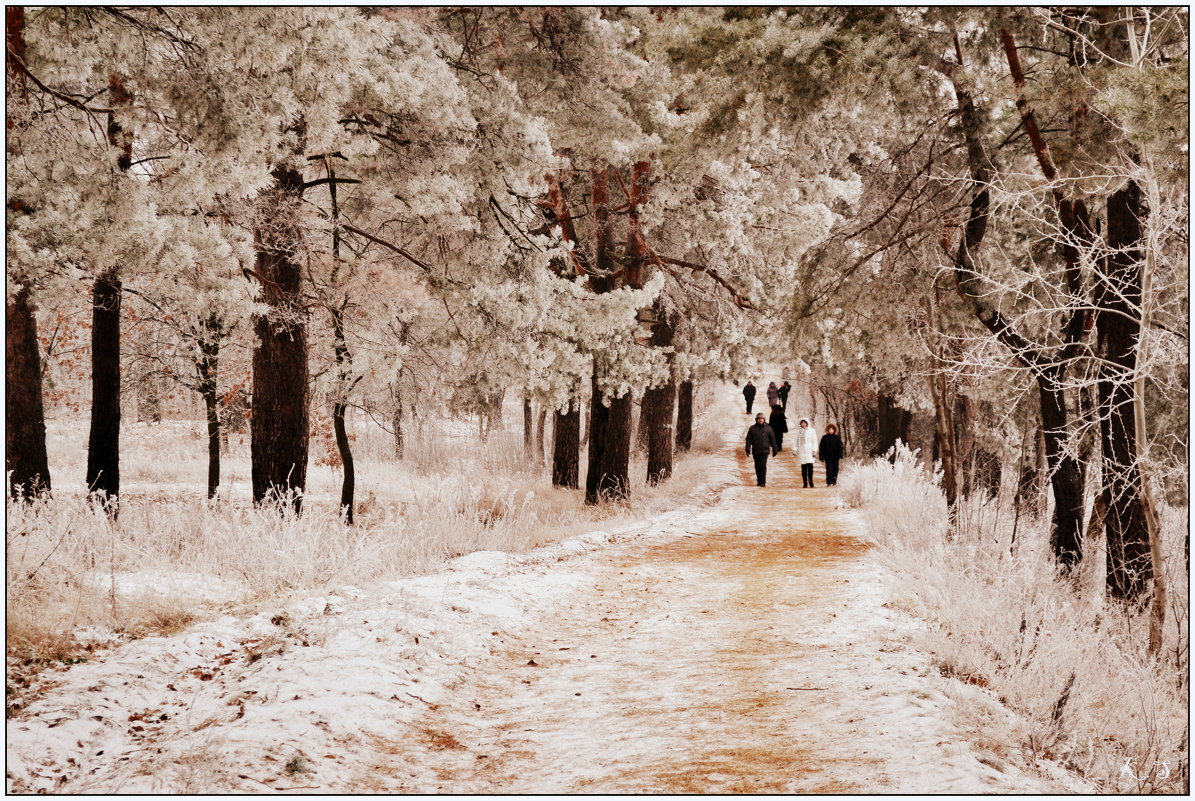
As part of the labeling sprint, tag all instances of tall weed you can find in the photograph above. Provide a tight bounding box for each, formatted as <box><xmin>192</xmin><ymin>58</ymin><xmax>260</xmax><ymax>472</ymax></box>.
<box><xmin>840</xmin><ymin>445</ymin><xmax>1189</xmax><ymax>793</ymax></box>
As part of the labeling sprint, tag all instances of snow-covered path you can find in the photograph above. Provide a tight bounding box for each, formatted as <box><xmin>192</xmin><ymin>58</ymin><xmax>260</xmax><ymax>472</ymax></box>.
<box><xmin>360</xmin><ymin>452</ymin><xmax>1049</xmax><ymax>793</ymax></box>
<box><xmin>7</xmin><ymin>439</ymin><xmax>1059</xmax><ymax>793</ymax></box>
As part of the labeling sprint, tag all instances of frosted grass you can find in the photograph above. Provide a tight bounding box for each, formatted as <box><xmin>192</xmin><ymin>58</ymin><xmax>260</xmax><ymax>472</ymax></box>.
<box><xmin>839</xmin><ymin>445</ymin><xmax>1189</xmax><ymax>793</ymax></box>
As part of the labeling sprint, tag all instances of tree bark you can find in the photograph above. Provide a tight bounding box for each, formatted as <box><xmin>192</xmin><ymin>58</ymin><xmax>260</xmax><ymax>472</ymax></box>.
<box><xmin>331</xmin><ymin>307</ymin><xmax>356</xmax><ymax>524</ymax></box>
<box><xmin>6</xmin><ymin>286</ymin><xmax>51</xmax><ymax>499</ymax></box>
<box><xmin>4</xmin><ymin>8</ymin><xmax>51</xmax><ymax>500</ymax></box>
<box><xmin>643</xmin><ymin>301</ymin><xmax>677</xmax><ymax>484</ymax></box>
<box><xmin>873</xmin><ymin>392</ymin><xmax>910</xmax><ymax>458</ymax></box>
<box><xmin>535</xmin><ymin>407</ymin><xmax>546</xmax><ymax>464</ymax></box>
<box><xmin>391</xmin><ymin>384</ymin><xmax>405</xmax><ymax>459</ymax></box>
<box><xmin>552</xmin><ymin>403</ymin><xmax>580</xmax><ymax>488</ymax></box>
<box><xmin>85</xmin><ymin>74</ymin><xmax>133</xmax><ymax>510</ymax></box>
<box><xmin>251</xmin><ymin>163</ymin><xmax>309</xmax><ymax>513</ymax></box>
<box><xmin>675</xmin><ymin>380</ymin><xmax>694</xmax><ymax>452</ymax></box>
<box><xmin>597</xmin><ymin>392</ymin><xmax>634</xmax><ymax>501</ymax></box>
<box><xmin>196</xmin><ymin>314</ymin><xmax>221</xmax><ymax>499</ymax></box>
<box><xmin>584</xmin><ymin>373</ymin><xmax>609</xmax><ymax>504</ymax></box>
<box><xmin>1039</xmin><ymin>370</ymin><xmax>1084</xmax><ymax>568</ymax></box>
<box><xmin>523</xmin><ymin>397</ymin><xmax>534</xmax><ymax>456</ymax></box>
<box><xmin>86</xmin><ymin>269</ymin><xmax>122</xmax><ymax>505</ymax></box>
<box><xmin>1096</xmin><ymin>180</ymin><xmax>1151</xmax><ymax>598</ymax></box>
<box><xmin>928</xmin><ymin>371</ymin><xmax>958</xmax><ymax>507</ymax></box>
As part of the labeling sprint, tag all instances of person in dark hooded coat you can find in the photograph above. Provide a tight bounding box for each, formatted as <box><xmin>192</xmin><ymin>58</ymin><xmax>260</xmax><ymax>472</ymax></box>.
<box><xmin>768</xmin><ymin>404</ymin><xmax>788</xmax><ymax>451</ymax></box>
<box><xmin>819</xmin><ymin>423</ymin><xmax>844</xmax><ymax>486</ymax></box>
<box><xmin>744</xmin><ymin>412</ymin><xmax>778</xmax><ymax>487</ymax></box>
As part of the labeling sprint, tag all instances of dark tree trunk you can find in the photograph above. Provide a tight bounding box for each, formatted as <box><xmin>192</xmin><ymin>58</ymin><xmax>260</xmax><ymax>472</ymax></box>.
<box><xmin>196</xmin><ymin>314</ymin><xmax>221</xmax><ymax>499</ymax></box>
<box><xmin>597</xmin><ymin>392</ymin><xmax>634</xmax><ymax>501</ymax></box>
<box><xmin>86</xmin><ymin>269</ymin><xmax>122</xmax><ymax>506</ymax></box>
<box><xmin>535</xmin><ymin>407</ymin><xmax>546</xmax><ymax>464</ymax></box>
<box><xmin>644</xmin><ymin>300</ymin><xmax>677</xmax><ymax>484</ymax></box>
<box><xmin>524</xmin><ymin>397</ymin><xmax>534</xmax><ymax>456</ymax></box>
<box><xmin>1097</xmin><ymin>181</ymin><xmax>1151</xmax><ymax>598</ymax></box>
<box><xmin>251</xmin><ymin>164</ymin><xmax>309</xmax><ymax>513</ymax></box>
<box><xmin>584</xmin><ymin>373</ymin><xmax>609</xmax><ymax>504</ymax></box>
<box><xmin>4</xmin><ymin>10</ymin><xmax>50</xmax><ymax>500</ymax></box>
<box><xmin>873</xmin><ymin>392</ymin><xmax>911</xmax><ymax>458</ymax></box>
<box><xmin>955</xmin><ymin>394</ymin><xmax>978</xmax><ymax>495</ymax></box>
<box><xmin>6</xmin><ymin>286</ymin><xmax>51</xmax><ymax>499</ymax></box>
<box><xmin>1039</xmin><ymin>370</ymin><xmax>1084</xmax><ymax>568</ymax></box>
<box><xmin>552</xmin><ymin>404</ymin><xmax>580</xmax><ymax>489</ymax></box>
<box><xmin>392</xmin><ymin>385</ymin><xmax>405</xmax><ymax>459</ymax></box>
<box><xmin>331</xmin><ymin>308</ymin><xmax>357</xmax><ymax>524</ymax></box>
<box><xmin>675</xmin><ymin>380</ymin><xmax>694</xmax><ymax>453</ymax></box>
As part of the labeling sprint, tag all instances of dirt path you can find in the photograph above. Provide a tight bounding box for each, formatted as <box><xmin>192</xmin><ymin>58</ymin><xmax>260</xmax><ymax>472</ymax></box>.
<box><xmin>8</xmin><ymin>440</ymin><xmax>1055</xmax><ymax>793</ymax></box>
<box><xmin>360</xmin><ymin>452</ymin><xmax>1043</xmax><ymax>793</ymax></box>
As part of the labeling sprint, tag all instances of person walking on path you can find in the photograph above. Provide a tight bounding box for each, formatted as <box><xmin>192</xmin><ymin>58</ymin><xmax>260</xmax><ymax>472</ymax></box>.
<box><xmin>793</xmin><ymin>417</ymin><xmax>818</xmax><ymax>487</ymax></box>
<box><xmin>745</xmin><ymin>412</ymin><xmax>778</xmax><ymax>487</ymax></box>
<box><xmin>778</xmin><ymin>381</ymin><xmax>791</xmax><ymax>410</ymax></box>
<box><xmin>766</xmin><ymin>381</ymin><xmax>779</xmax><ymax>408</ymax></box>
<box><xmin>743</xmin><ymin>381</ymin><xmax>757</xmax><ymax>414</ymax></box>
<box><xmin>819</xmin><ymin>423</ymin><xmax>844</xmax><ymax>486</ymax></box>
<box><xmin>768</xmin><ymin>404</ymin><xmax>788</xmax><ymax>451</ymax></box>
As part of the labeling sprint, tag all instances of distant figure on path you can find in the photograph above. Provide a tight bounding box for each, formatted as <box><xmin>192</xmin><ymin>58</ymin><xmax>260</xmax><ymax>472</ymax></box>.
<box><xmin>766</xmin><ymin>381</ymin><xmax>779</xmax><ymax>408</ymax></box>
<box><xmin>819</xmin><ymin>423</ymin><xmax>844</xmax><ymax>486</ymax></box>
<box><xmin>793</xmin><ymin>417</ymin><xmax>818</xmax><ymax>488</ymax></box>
<box><xmin>778</xmin><ymin>381</ymin><xmax>791</xmax><ymax>410</ymax></box>
<box><xmin>745</xmin><ymin>412</ymin><xmax>778</xmax><ymax>487</ymax></box>
<box><xmin>743</xmin><ymin>381</ymin><xmax>757</xmax><ymax>414</ymax></box>
<box><xmin>768</xmin><ymin>404</ymin><xmax>788</xmax><ymax>451</ymax></box>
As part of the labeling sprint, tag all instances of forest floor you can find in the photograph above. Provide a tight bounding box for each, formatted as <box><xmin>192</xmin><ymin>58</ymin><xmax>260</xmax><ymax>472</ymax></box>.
<box><xmin>6</xmin><ymin>428</ymin><xmax>1069</xmax><ymax>793</ymax></box>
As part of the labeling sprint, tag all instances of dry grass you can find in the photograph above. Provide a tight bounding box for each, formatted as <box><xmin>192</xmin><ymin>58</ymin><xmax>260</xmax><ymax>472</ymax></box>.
<box><xmin>6</xmin><ymin>386</ymin><xmax>734</xmax><ymax>703</ymax></box>
<box><xmin>840</xmin><ymin>444</ymin><xmax>1189</xmax><ymax>794</ymax></box>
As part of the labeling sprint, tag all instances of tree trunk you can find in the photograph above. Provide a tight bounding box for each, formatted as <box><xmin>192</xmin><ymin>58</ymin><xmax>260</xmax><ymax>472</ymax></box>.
<box><xmin>955</xmin><ymin>393</ymin><xmax>978</xmax><ymax>495</ymax></box>
<box><xmin>644</xmin><ymin>300</ymin><xmax>677</xmax><ymax>484</ymax></box>
<box><xmin>928</xmin><ymin>372</ymin><xmax>958</xmax><ymax>507</ymax></box>
<box><xmin>196</xmin><ymin>314</ymin><xmax>221</xmax><ymax>499</ymax></box>
<box><xmin>873</xmin><ymin>392</ymin><xmax>910</xmax><ymax>458</ymax></box>
<box><xmin>392</xmin><ymin>384</ymin><xmax>405</xmax><ymax>459</ymax></box>
<box><xmin>85</xmin><ymin>74</ymin><xmax>133</xmax><ymax>510</ymax></box>
<box><xmin>523</xmin><ymin>397</ymin><xmax>534</xmax><ymax>456</ymax></box>
<box><xmin>1096</xmin><ymin>180</ymin><xmax>1151</xmax><ymax>598</ymax></box>
<box><xmin>86</xmin><ymin>269</ymin><xmax>122</xmax><ymax>506</ymax></box>
<box><xmin>251</xmin><ymin>163</ymin><xmax>309</xmax><ymax>514</ymax></box>
<box><xmin>6</xmin><ymin>286</ymin><xmax>51</xmax><ymax>499</ymax></box>
<box><xmin>331</xmin><ymin>307</ymin><xmax>356</xmax><ymax>524</ymax></box>
<box><xmin>535</xmin><ymin>407</ymin><xmax>546</xmax><ymax>464</ymax></box>
<box><xmin>552</xmin><ymin>403</ymin><xmax>580</xmax><ymax>489</ymax></box>
<box><xmin>1039</xmin><ymin>370</ymin><xmax>1084</xmax><ymax>568</ymax></box>
<box><xmin>4</xmin><ymin>9</ymin><xmax>50</xmax><ymax>500</ymax></box>
<box><xmin>584</xmin><ymin>373</ymin><xmax>609</xmax><ymax>504</ymax></box>
<box><xmin>597</xmin><ymin>392</ymin><xmax>634</xmax><ymax>501</ymax></box>
<box><xmin>675</xmin><ymin>380</ymin><xmax>694</xmax><ymax>452</ymax></box>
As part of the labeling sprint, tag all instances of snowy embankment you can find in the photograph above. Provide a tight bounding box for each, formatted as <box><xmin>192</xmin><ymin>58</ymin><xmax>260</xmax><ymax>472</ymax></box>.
<box><xmin>7</xmin><ymin>425</ymin><xmax>1081</xmax><ymax>793</ymax></box>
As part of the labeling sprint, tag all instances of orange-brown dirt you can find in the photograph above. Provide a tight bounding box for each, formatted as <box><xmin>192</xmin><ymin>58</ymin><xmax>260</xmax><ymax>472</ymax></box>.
<box><xmin>361</xmin><ymin>452</ymin><xmax>891</xmax><ymax>793</ymax></box>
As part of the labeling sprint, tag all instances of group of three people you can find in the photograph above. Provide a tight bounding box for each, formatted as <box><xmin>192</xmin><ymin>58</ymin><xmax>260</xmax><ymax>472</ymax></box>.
<box><xmin>741</xmin><ymin>380</ymin><xmax>789</xmax><ymax>414</ymax></box>
<box><xmin>743</xmin><ymin>390</ymin><xmax>843</xmax><ymax>488</ymax></box>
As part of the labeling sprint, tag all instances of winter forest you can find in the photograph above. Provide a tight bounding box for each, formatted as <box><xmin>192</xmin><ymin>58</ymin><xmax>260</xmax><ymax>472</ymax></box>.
<box><xmin>5</xmin><ymin>7</ymin><xmax>1189</xmax><ymax>794</ymax></box>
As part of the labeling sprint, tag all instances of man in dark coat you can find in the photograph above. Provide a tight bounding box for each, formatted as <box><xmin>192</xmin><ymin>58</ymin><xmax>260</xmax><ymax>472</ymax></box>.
<box><xmin>778</xmin><ymin>381</ymin><xmax>791</xmax><ymax>410</ymax></box>
<box><xmin>745</xmin><ymin>412</ymin><xmax>778</xmax><ymax>487</ymax></box>
<box><xmin>768</xmin><ymin>404</ymin><xmax>788</xmax><ymax>451</ymax></box>
<box><xmin>742</xmin><ymin>381</ymin><xmax>756</xmax><ymax>413</ymax></box>
<box><xmin>819</xmin><ymin>423</ymin><xmax>845</xmax><ymax>486</ymax></box>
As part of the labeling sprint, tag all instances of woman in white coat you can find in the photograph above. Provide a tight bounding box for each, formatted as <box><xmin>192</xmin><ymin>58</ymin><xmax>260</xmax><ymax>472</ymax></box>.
<box><xmin>793</xmin><ymin>418</ymin><xmax>818</xmax><ymax>487</ymax></box>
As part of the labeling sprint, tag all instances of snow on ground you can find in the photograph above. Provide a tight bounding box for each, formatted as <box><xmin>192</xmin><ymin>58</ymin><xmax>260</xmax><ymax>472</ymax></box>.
<box><xmin>6</xmin><ymin>427</ymin><xmax>1073</xmax><ymax>793</ymax></box>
